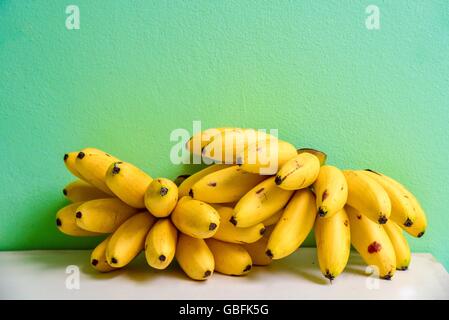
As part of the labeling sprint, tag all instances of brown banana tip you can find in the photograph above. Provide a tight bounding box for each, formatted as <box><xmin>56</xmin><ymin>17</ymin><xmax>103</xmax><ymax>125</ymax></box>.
<box><xmin>378</xmin><ymin>216</ymin><xmax>388</xmax><ymax>224</ymax></box>
<box><xmin>259</xmin><ymin>227</ymin><xmax>266</xmax><ymax>235</ymax></box>
<box><xmin>381</xmin><ymin>273</ymin><xmax>393</xmax><ymax>280</ymax></box>
<box><xmin>91</xmin><ymin>259</ymin><xmax>98</xmax><ymax>266</ymax></box>
<box><xmin>56</xmin><ymin>218</ymin><xmax>62</xmax><ymax>226</ymax></box>
<box><xmin>243</xmin><ymin>264</ymin><xmax>252</xmax><ymax>272</ymax></box>
<box><xmin>63</xmin><ymin>154</ymin><xmax>68</xmax><ymax>161</ymax></box>
<box><xmin>399</xmin><ymin>266</ymin><xmax>408</xmax><ymax>271</ymax></box>
<box><xmin>209</xmin><ymin>223</ymin><xmax>217</xmax><ymax>231</ymax></box>
<box><xmin>111</xmin><ymin>163</ymin><xmax>121</xmax><ymax>175</ymax></box>
<box><xmin>189</xmin><ymin>189</ymin><xmax>194</xmax><ymax>198</ymax></box>
<box><xmin>110</xmin><ymin>257</ymin><xmax>118</xmax><ymax>264</ymax></box>
<box><xmin>325</xmin><ymin>270</ymin><xmax>335</xmax><ymax>283</ymax></box>
<box><xmin>318</xmin><ymin>207</ymin><xmax>327</xmax><ymax>217</ymax></box>
<box><xmin>265</xmin><ymin>250</ymin><xmax>273</xmax><ymax>258</ymax></box>
<box><xmin>158</xmin><ymin>255</ymin><xmax>166</xmax><ymax>262</ymax></box>
<box><xmin>204</xmin><ymin>270</ymin><xmax>211</xmax><ymax>278</ymax></box>
<box><xmin>404</xmin><ymin>218</ymin><xmax>413</xmax><ymax>227</ymax></box>
<box><xmin>160</xmin><ymin>187</ymin><xmax>169</xmax><ymax>196</ymax></box>
<box><xmin>365</xmin><ymin>168</ymin><xmax>381</xmax><ymax>175</ymax></box>
<box><xmin>77</xmin><ymin>151</ymin><xmax>85</xmax><ymax>159</ymax></box>
<box><xmin>75</xmin><ymin>211</ymin><xmax>82</xmax><ymax>218</ymax></box>
<box><xmin>274</xmin><ymin>175</ymin><xmax>282</xmax><ymax>185</ymax></box>
<box><xmin>229</xmin><ymin>216</ymin><xmax>237</xmax><ymax>226</ymax></box>
<box><xmin>418</xmin><ymin>231</ymin><xmax>425</xmax><ymax>238</ymax></box>
<box><xmin>62</xmin><ymin>189</ymin><xmax>67</xmax><ymax>196</ymax></box>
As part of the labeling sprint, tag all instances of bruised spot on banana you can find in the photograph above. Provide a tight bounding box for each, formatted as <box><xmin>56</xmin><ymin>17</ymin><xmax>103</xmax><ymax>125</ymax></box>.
<box><xmin>346</xmin><ymin>205</ymin><xmax>396</xmax><ymax>280</ymax></box>
<box><xmin>145</xmin><ymin>178</ymin><xmax>178</xmax><ymax>217</ymax></box>
<box><xmin>105</xmin><ymin>161</ymin><xmax>153</xmax><ymax>208</ymax></box>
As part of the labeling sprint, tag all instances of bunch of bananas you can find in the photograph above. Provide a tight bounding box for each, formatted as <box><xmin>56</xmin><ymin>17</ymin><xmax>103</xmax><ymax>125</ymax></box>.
<box><xmin>57</xmin><ymin>128</ymin><xmax>427</xmax><ymax>282</ymax></box>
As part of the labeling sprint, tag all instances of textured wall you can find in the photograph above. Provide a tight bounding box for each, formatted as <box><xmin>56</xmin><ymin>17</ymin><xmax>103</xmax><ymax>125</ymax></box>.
<box><xmin>1</xmin><ymin>1</ymin><xmax>448</xmax><ymax>269</ymax></box>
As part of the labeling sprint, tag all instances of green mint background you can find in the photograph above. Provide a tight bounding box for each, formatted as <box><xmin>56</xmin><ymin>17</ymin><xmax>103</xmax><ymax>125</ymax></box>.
<box><xmin>1</xmin><ymin>1</ymin><xmax>448</xmax><ymax>270</ymax></box>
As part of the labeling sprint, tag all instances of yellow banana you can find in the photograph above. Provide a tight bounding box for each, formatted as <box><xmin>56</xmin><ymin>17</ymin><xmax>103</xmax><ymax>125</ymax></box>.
<box><xmin>315</xmin><ymin>208</ymin><xmax>350</xmax><ymax>281</ymax></box>
<box><xmin>190</xmin><ymin>165</ymin><xmax>266</xmax><ymax>203</ymax></box>
<box><xmin>106</xmin><ymin>212</ymin><xmax>156</xmax><ymax>268</ymax></box>
<box><xmin>242</xmin><ymin>228</ymin><xmax>273</xmax><ymax>266</ymax></box>
<box><xmin>178</xmin><ymin>164</ymin><xmax>229</xmax><ymax>197</ymax></box>
<box><xmin>361</xmin><ymin>170</ymin><xmax>416</xmax><ymax>227</ymax></box>
<box><xmin>91</xmin><ymin>236</ymin><xmax>117</xmax><ymax>272</ymax></box>
<box><xmin>202</xmin><ymin>129</ymin><xmax>276</xmax><ymax>164</ymax></box>
<box><xmin>212</xmin><ymin>206</ymin><xmax>265</xmax><ymax>244</ymax></box>
<box><xmin>63</xmin><ymin>180</ymin><xmax>111</xmax><ymax>203</ymax></box>
<box><xmin>105</xmin><ymin>161</ymin><xmax>153</xmax><ymax>208</ymax></box>
<box><xmin>275</xmin><ymin>152</ymin><xmax>321</xmax><ymax>190</ymax></box>
<box><xmin>313</xmin><ymin>165</ymin><xmax>348</xmax><ymax>218</ymax></box>
<box><xmin>232</xmin><ymin>177</ymin><xmax>294</xmax><ymax>227</ymax></box>
<box><xmin>75</xmin><ymin>148</ymin><xmax>119</xmax><ymax>194</ymax></box>
<box><xmin>346</xmin><ymin>205</ymin><xmax>396</xmax><ymax>279</ymax></box>
<box><xmin>144</xmin><ymin>178</ymin><xmax>178</xmax><ymax>217</ymax></box>
<box><xmin>206</xmin><ymin>239</ymin><xmax>252</xmax><ymax>276</ymax></box>
<box><xmin>63</xmin><ymin>151</ymin><xmax>84</xmax><ymax>180</ymax></box>
<box><xmin>186</xmin><ymin>127</ymin><xmax>237</xmax><ymax>154</ymax></box>
<box><xmin>171</xmin><ymin>197</ymin><xmax>220</xmax><ymax>238</ymax></box>
<box><xmin>383</xmin><ymin>220</ymin><xmax>411</xmax><ymax>270</ymax></box>
<box><xmin>266</xmin><ymin>189</ymin><xmax>316</xmax><ymax>259</ymax></box>
<box><xmin>343</xmin><ymin>170</ymin><xmax>391</xmax><ymax>224</ymax></box>
<box><xmin>176</xmin><ymin>233</ymin><xmax>215</xmax><ymax>280</ymax></box>
<box><xmin>145</xmin><ymin>219</ymin><xmax>178</xmax><ymax>270</ymax></box>
<box><xmin>401</xmin><ymin>193</ymin><xmax>427</xmax><ymax>238</ymax></box>
<box><xmin>261</xmin><ymin>209</ymin><xmax>283</xmax><ymax>226</ymax></box>
<box><xmin>238</xmin><ymin>139</ymin><xmax>297</xmax><ymax>175</ymax></box>
<box><xmin>297</xmin><ymin>148</ymin><xmax>327</xmax><ymax>166</ymax></box>
<box><xmin>75</xmin><ymin>198</ymin><xmax>138</xmax><ymax>233</ymax></box>
<box><xmin>56</xmin><ymin>202</ymin><xmax>102</xmax><ymax>236</ymax></box>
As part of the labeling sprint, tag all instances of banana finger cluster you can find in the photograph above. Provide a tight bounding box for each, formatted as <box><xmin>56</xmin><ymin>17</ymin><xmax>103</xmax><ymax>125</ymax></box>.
<box><xmin>57</xmin><ymin>128</ymin><xmax>427</xmax><ymax>283</ymax></box>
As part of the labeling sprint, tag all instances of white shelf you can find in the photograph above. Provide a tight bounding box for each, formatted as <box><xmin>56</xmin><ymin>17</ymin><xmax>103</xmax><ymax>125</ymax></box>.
<box><xmin>0</xmin><ymin>249</ymin><xmax>448</xmax><ymax>300</ymax></box>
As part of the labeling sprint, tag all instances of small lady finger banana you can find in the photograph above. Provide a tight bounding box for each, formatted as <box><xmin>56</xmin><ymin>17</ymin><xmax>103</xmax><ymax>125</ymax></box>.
<box><xmin>75</xmin><ymin>198</ymin><xmax>138</xmax><ymax>233</ymax></box>
<box><xmin>63</xmin><ymin>151</ymin><xmax>84</xmax><ymax>180</ymax></box>
<box><xmin>205</xmin><ymin>239</ymin><xmax>252</xmax><ymax>276</ymax></box>
<box><xmin>145</xmin><ymin>178</ymin><xmax>178</xmax><ymax>217</ymax></box>
<box><xmin>313</xmin><ymin>165</ymin><xmax>348</xmax><ymax>218</ymax></box>
<box><xmin>383</xmin><ymin>220</ymin><xmax>411</xmax><ymax>270</ymax></box>
<box><xmin>105</xmin><ymin>161</ymin><xmax>153</xmax><ymax>208</ymax></box>
<box><xmin>75</xmin><ymin>148</ymin><xmax>119</xmax><ymax>195</ymax></box>
<box><xmin>63</xmin><ymin>180</ymin><xmax>111</xmax><ymax>203</ymax></box>
<box><xmin>275</xmin><ymin>152</ymin><xmax>321</xmax><ymax>190</ymax></box>
<box><xmin>91</xmin><ymin>236</ymin><xmax>117</xmax><ymax>272</ymax></box>
<box><xmin>212</xmin><ymin>206</ymin><xmax>265</xmax><ymax>244</ymax></box>
<box><xmin>106</xmin><ymin>212</ymin><xmax>156</xmax><ymax>268</ymax></box>
<box><xmin>56</xmin><ymin>202</ymin><xmax>102</xmax><ymax>237</ymax></box>
<box><xmin>145</xmin><ymin>219</ymin><xmax>178</xmax><ymax>270</ymax></box>
<box><xmin>176</xmin><ymin>233</ymin><xmax>215</xmax><ymax>281</ymax></box>
<box><xmin>171</xmin><ymin>197</ymin><xmax>220</xmax><ymax>238</ymax></box>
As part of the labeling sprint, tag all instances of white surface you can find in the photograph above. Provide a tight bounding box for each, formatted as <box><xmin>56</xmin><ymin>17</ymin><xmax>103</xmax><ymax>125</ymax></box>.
<box><xmin>0</xmin><ymin>249</ymin><xmax>448</xmax><ymax>300</ymax></box>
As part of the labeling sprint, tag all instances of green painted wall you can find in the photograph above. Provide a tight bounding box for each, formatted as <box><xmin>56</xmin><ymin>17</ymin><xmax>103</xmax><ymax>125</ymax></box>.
<box><xmin>1</xmin><ymin>1</ymin><xmax>448</xmax><ymax>270</ymax></box>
